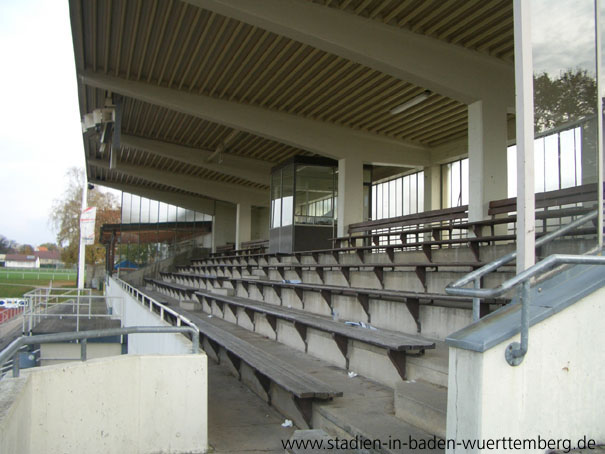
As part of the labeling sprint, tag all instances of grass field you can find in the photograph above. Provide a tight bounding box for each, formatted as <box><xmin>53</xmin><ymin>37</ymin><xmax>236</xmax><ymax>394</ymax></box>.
<box><xmin>0</xmin><ymin>269</ymin><xmax>76</xmax><ymax>281</ymax></box>
<box><xmin>0</xmin><ymin>276</ymin><xmax>77</xmax><ymax>298</ymax></box>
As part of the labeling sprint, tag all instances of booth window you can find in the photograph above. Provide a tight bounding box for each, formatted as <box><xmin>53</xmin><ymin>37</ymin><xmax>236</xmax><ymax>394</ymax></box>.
<box><xmin>294</xmin><ymin>165</ymin><xmax>335</xmax><ymax>225</ymax></box>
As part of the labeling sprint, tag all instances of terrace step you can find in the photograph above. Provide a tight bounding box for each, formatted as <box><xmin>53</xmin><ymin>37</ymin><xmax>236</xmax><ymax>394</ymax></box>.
<box><xmin>140</xmin><ymin>286</ymin><xmax>444</xmax><ymax>453</ymax></box>
<box><xmin>395</xmin><ymin>380</ymin><xmax>447</xmax><ymax>439</ymax></box>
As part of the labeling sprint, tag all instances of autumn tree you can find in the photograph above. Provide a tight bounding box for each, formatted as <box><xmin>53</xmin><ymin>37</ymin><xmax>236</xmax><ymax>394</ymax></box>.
<box><xmin>18</xmin><ymin>244</ymin><xmax>35</xmax><ymax>255</ymax></box>
<box><xmin>38</xmin><ymin>242</ymin><xmax>59</xmax><ymax>252</ymax></box>
<box><xmin>50</xmin><ymin>167</ymin><xmax>120</xmax><ymax>267</ymax></box>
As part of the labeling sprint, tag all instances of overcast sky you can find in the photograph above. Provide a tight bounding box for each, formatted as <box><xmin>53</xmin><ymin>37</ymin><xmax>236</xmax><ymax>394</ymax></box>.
<box><xmin>0</xmin><ymin>0</ymin><xmax>88</xmax><ymax>247</ymax></box>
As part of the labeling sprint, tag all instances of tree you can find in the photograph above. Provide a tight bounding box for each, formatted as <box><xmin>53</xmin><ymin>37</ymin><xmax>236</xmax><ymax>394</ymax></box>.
<box><xmin>38</xmin><ymin>242</ymin><xmax>59</xmax><ymax>252</ymax></box>
<box><xmin>534</xmin><ymin>69</ymin><xmax>597</xmax><ymax>133</ymax></box>
<box><xmin>18</xmin><ymin>244</ymin><xmax>34</xmax><ymax>255</ymax></box>
<box><xmin>0</xmin><ymin>235</ymin><xmax>16</xmax><ymax>254</ymax></box>
<box><xmin>50</xmin><ymin>168</ymin><xmax>120</xmax><ymax>267</ymax></box>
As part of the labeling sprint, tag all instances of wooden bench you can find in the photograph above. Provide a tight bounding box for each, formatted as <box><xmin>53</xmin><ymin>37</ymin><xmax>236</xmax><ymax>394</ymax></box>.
<box><xmin>164</xmin><ymin>270</ymin><xmax>229</xmax><ymax>288</ymax></box>
<box><xmin>237</xmin><ymin>239</ymin><xmax>270</xmax><ymax>255</ymax></box>
<box><xmin>190</xmin><ymin>252</ymin><xmax>287</xmax><ymax>266</ymax></box>
<box><xmin>140</xmin><ymin>285</ymin><xmax>341</xmax><ymax>428</ymax></box>
<box><xmin>145</xmin><ymin>278</ymin><xmax>198</xmax><ymax>301</ymax></box>
<box><xmin>195</xmin><ymin>289</ymin><xmax>435</xmax><ymax>380</ymax></box>
<box><xmin>229</xmin><ymin>277</ymin><xmax>506</xmax><ymax>332</ymax></box>
<box><xmin>185</xmin><ymin>261</ymin><xmax>488</xmax><ymax>291</ymax></box>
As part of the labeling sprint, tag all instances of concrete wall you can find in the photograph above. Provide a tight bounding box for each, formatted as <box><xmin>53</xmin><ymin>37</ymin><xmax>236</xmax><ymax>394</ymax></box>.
<box><xmin>0</xmin><ymin>354</ymin><xmax>208</xmax><ymax>454</ymax></box>
<box><xmin>446</xmin><ymin>286</ymin><xmax>605</xmax><ymax>452</ymax></box>
<box><xmin>106</xmin><ymin>277</ymin><xmax>192</xmax><ymax>355</ymax></box>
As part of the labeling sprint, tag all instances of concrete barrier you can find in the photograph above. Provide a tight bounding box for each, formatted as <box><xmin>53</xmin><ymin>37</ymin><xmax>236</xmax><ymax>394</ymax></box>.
<box><xmin>0</xmin><ymin>354</ymin><xmax>208</xmax><ymax>454</ymax></box>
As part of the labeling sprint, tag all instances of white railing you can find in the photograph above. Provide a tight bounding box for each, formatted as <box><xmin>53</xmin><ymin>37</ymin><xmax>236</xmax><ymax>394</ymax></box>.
<box><xmin>22</xmin><ymin>286</ymin><xmax>122</xmax><ymax>333</ymax></box>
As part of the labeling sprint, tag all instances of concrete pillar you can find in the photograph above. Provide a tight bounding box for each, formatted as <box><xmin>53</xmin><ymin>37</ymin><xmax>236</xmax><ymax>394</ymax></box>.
<box><xmin>468</xmin><ymin>99</ymin><xmax>508</xmax><ymax>221</ymax></box>
<box><xmin>211</xmin><ymin>201</ymin><xmax>236</xmax><ymax>252</ymax></box>
<box><xmin>423</xmin><ymin>165</ymin><xmax>442</xmax><ymax>212</ymax></box>
<box><xmin>235</xmin><ymin>202</ymin><xmax>252</xmax><ymax>249</ymax></box>
<box><xmin>337</xmin><ymin>158</ymin><xmax>364</xmax><ymax>237</ymax></box>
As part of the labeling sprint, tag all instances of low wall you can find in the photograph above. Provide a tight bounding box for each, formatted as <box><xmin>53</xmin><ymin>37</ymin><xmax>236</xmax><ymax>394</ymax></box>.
<box><xmin>446</xmin><ymin>282</ymin><xmax>605</xmax><ymax>452</ymax></box>
<box><xmin>0</xmin><ymin>354</ymin><xmax>207</xmax><ymax>454</ymax></box>
<box><xmin>106</xmin><ymin>277</ymin><xmax>192</xmax><ymax>355</ymax></box>
<box><xmin>40</xmin><ymin>342</ymin><xmax>122</xmax><ymax>366</ymax></box>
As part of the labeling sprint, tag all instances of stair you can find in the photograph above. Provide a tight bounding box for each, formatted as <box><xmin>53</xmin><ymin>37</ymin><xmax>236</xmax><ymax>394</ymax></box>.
<box><xmin>394</xmin><ymin>380</ymin><xmax>447</xmax><ymax>439</ymax></box>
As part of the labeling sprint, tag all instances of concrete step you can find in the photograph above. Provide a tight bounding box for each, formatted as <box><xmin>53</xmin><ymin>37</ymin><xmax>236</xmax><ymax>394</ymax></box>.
<box><xmin>406</xmin><ymin>341</ymin><xmax>449</xmax><ymax>388</ymax></box>
<box><xmin>394</xmin><ymin>380</ymin><xmax>447</xmax><ymax>439</ymax></box>
<box><xmin>285</xmin><ymin>429</ymin><xmax>369</xmax><ymax>453</ymax></box>
<box><xmin>142</xmin><ymin>286</ymin><xmax>445</xmax><ymax>453</ymax></box>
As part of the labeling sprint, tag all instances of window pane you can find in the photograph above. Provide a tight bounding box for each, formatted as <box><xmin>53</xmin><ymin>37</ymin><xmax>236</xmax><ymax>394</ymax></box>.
<box><xmin>410</xmin><ymin>174</ymin><xmax>417</xmax><ymax>214</ymax></box>
<box><xmin>451</xmin><ymin>160</ymin><xmax>461</xmax><ymax>207</ymax></box>
<box><xmin>534</xmin><ymin>137</ymin><xmax>545</xmax><ymax>193</ymax></box>
<box><xmin>417</xmin><ymin>171</ymin><xmax>424</xmax><ymax>212</ymax></box>
<box><xmin>560</xmin><ymin>129</ymin><xmax>576</xmax><ymax>189</ymax></box>
<box><xmin>544</xmin><ymin>134</ymin><xmax>559</xmax><ymax>191</ymax></box>
<box><xmin>389</xmin><ymin>180</ymin><xmax>396</xmax><ymax>218</ymax></box>
<box><xmin>395</xmin><ymin>178</ymin><xmax>403</xmax><ymax>217</ymax></box>
<box><xmin>461</xmin><ymin>158</ymin><xmax>469</xmax><ymax>206</ymax></box>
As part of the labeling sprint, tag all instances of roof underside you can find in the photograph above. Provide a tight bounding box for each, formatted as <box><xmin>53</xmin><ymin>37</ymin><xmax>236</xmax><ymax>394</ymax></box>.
<box><xmin>70</xmin><ymin>0</ymin><xmax>514</xmax><ymax>209</ymax></box>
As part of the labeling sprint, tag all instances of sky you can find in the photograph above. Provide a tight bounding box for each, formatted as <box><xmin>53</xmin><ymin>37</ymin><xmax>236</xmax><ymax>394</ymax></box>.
<box><xmin>531</xmin><ymin>0</ymin><xmax>597</xmax><ymax>77</ymax></box>
<box><xmin>0</xmin><ymin>0</ymin><xmax>90</xmax><ymax>247</ymax></box>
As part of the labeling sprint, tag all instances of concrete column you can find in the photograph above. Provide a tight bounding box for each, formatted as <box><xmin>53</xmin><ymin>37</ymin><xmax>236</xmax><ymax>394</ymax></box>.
<box><xmin>235</xmin><ymin>202</ymin><xmax>252</xmax><ymax>249</ymax></box>
<box><xmin>468</xmin><ymin>99</ymin><xmax>509</xmax><ymax>221</ymax></box>
<box><xmin>211</xmin><ymin>201</ymin><xmax>236</xmax><ymax>252</ymax></box>
<box><xmin>423</xmin><ymin>165</ymin><xmax>442</xmax><ymax>212</ymax></box>
<box><xmin>337</xmin><ymin>158</ymin><xmax>364</xmax><ymax>237</ymax></box>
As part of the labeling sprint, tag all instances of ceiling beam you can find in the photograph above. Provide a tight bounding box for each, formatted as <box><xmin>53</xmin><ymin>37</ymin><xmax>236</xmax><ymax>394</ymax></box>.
<box><xmin>80</xmin><ymin>70</ymin><xmax>431</xmax><ymax>167</ymax></box>
<box><xmin>89</xmin><ymin>178</ymin><xmax>216</xmax><ymax>215</ymax></box>
<box><xmin>185</xmin><ymin>0</ymin><xmax>514</xmax><ymax>105</ymax></box>
<box><xmin>120</xmin><ymin>134</ymin><xmax>271</xmax><ymax>186</ymax></box>
<box><xmin>90</xmin><ymin>158</ymin><xmax>269</xmax><ymax>207</ymax></box>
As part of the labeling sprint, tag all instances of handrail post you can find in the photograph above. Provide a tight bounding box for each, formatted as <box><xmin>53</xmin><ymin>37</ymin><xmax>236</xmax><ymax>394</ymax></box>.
<box><xmin>12</xmin><ymin>353</ymin><xmax>20</xmax><ymax>378</ymax></box>
<box><xmin>80</xmin><ymin>339</ymin><xmax>87</xmax><ymax>361</ymax></box>
<box><xmin>505</xmin><ymin>280</ymin><xmax>530</xmax><ymax>366</ymax></box>
<box><xmin>472</xmin><ymin>278</ymin><xmax>481</xmax><ymax>322</ymax></box>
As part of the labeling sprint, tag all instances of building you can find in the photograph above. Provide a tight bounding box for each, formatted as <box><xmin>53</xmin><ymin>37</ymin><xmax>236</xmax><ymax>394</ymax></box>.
<box><xmin>34</xmin><ymin>250</ymin><xmax>63</xmax><ymax>268</ymax></box>
<box><xmin>4</xmin><ymin>254</ymin><xmax>40</xmax><ymax>269</ymax></box>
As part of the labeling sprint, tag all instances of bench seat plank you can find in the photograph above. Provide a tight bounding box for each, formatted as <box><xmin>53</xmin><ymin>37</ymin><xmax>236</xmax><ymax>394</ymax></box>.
<box><xmin>195</xmin><ymin>289</ymin><xmax>435</xmax><ymax>352</ymax></box>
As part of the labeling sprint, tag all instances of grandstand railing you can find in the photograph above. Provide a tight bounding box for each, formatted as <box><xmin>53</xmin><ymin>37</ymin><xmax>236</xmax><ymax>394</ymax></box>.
<box><xmin>446</xmin><ymin>209</ymin><xmax>605</xmax><ymax>366</ymax></box>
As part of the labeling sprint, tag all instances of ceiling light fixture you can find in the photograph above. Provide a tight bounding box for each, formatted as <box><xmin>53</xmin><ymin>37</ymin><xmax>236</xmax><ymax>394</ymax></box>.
<box><xmin>389</xmin><ymin>90</ymin><xmax>432</xmax><ymax>115</ymax></box>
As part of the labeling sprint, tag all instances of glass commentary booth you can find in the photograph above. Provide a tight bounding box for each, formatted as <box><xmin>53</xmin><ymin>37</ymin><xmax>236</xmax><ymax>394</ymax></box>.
<box><xmin>269</xmin><ymin>156</ymin><xmax>337</xmax><ymax>253</ymax></box>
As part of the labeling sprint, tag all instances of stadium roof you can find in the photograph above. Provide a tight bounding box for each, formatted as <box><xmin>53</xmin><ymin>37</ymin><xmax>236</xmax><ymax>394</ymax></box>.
<box><xmin>69</xmin><ymin>0</ymin><xmax>515</xmax><ymax>211</ymax></box>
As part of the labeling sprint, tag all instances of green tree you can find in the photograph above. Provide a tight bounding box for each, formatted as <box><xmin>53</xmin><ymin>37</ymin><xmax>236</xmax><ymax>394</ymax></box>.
<box><xmin>534</xmin><ymin>69</ymin><xmax>597</xmax><ymax>133</ymax></box>
<box><xmin>50</xmin><ymin>168</ymin><xmax>120</xmax><ymax>267</ymax></box>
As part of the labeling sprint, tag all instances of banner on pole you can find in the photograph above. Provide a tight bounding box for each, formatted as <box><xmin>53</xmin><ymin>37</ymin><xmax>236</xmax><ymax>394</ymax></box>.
<box><xmin>80</xmin><ymin>206</ymin><xmax>97</xmax><ymax>245</ymax></box>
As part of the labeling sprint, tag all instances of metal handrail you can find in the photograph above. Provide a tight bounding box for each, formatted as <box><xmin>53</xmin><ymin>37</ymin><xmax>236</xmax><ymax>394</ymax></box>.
<box><xmin>112</xmin><ymin>277</ymin><xmax>197</xmax><ymax>329</ymax></box>
<box><xmin>448</xmin><ymin>209</ymin><xmax>598</xmax><ymax>290</ymax></box>
<box><xmin>445</xmin><ymin>209</ymin><xmax>603</xmax><ymax>366</ymax></box>
<box><xmin>0</xmin><ymin>326</ymin><xmax>200</xmax><ymax>378</ymax></box>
